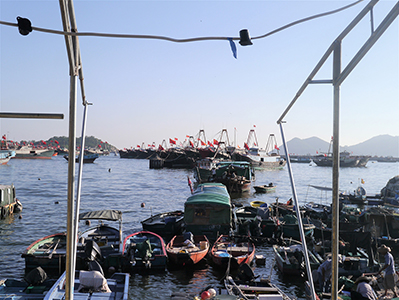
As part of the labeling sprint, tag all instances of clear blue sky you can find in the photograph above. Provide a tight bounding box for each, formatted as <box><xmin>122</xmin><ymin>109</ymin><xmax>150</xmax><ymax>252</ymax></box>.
<box><xmin>0</xmin><ymin>0</ymin><xmax>398</xmax><ymax>150</ymax></box>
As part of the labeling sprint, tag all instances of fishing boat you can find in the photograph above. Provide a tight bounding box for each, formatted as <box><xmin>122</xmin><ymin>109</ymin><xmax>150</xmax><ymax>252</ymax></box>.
<box><xmin>121</xmin><ymin>230</ymin><xmax>167</xmax><ymax>272</ymax></box>
<box><xmin>63</xmin><ymin>152</ymin><xmax>99</xmax><ymax>163</ymax></box>
<box><xmin>272</xmin><ymin>239</ymin><xmax>321</xmax><ymax>276</ymax></box>
<box><xmin>234</xmin><ymin>205</ymin><xmax>280</xmax><ymax>239</ymax></box>
<box><xmin>0</xmin><ymin>183</ymin><xmax>22</xmax><ymax>219</ymax></box>
<box><xmin>43</xmin><ymin>270</ymin><xmax>129</xmax><ymax>300</ymax></box>
<box><xmin>0</xmin><ymin>267</ymin><xmax>57</xmax><ymax>300</ymax></box>
<box><xmin>0</xmin><ymin>150</ymin><xmax>15</xmax><ymax>165</ymax></box>
<box><xmin>194</xmin><ymin>160</ymin><xmax>255</xmax><ymax>194</ymax></box>
<box><xmin>232</xmin><ymin>132</ymin><xmax>286</xmax><ymax>170</ymax></box>
<box><xmin>76</xmin><ymin>210</ymin><xmax>123</xmax><ymax>272</ymax></box>
<box><xmin>210</xmin><ymin>235</ymin><xmax>255</xmax><ymax>269</ymax></box>
<box><xmin>280</xmin><ymin>214</ymin><xmax>315</xmax><ymax>240</ymax></box>
<box><xmin>184</xmin><ymin>183</ymin><xmax>233</xmax><ymax>242</ymax></box>
<box><xmin>254</xmin><ymin>183</ymin><xmax>277</xmax><ymax>193</ymax></box>
<box><xmin>14</xmin><ymin>146</ymin><xmax>55</xmax><ymax>159</ymax></box>
<box><xmin>166</xmin><ymin>233</ymin><xmax>209</xmax><ymax>266</ymax></box>
<box><xmin>141</xmin><ymin>210</ymin><xmax>184</xmax><ymax>240</ymax></box>
<box><xmin>22</xmin><ymin>232</ymin><xmax>68</xmax><ymax>275</ymax></box>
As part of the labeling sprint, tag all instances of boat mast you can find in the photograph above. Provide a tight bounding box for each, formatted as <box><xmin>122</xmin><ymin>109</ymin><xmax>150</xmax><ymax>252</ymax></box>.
<box><xmin>277</xmin><ymin>1</ymin><xmax>399</xmax><ymax>299</ymax></box>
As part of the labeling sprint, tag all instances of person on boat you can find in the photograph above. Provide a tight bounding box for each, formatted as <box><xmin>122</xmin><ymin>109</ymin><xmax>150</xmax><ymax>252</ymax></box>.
<box><xmin>376</xmin><ymin>244</ymin><xmax>398</xmax><ymax>298</ymax></box>
<box><xmin>286</xmin><ymin>198</ymin><xmax>293</xmax><ymax>206</ymax></box>
<box><xmin>317</xmin><ymin>256</ymin><xmax>332</xmax><ymax>292</ymax></box>
<box><xmin>351</xmin><ymin>276</ymin><xmax>377</xmax><ymax>300</ymax></box>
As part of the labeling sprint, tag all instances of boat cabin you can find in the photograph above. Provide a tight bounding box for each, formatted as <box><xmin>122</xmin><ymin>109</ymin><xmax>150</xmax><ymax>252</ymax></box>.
<box><xmin>184</xmin><ymin>183</ymin><xmax>233</xmax><ymax>242</ymax></box>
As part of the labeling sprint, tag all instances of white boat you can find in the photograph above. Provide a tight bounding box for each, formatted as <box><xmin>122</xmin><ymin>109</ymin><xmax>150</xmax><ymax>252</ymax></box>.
<box><xmin>14</xmin><ymin>146</ymin><xmax>54</xmax><ymax>159</ymax></box>
<box><xmin>0</xmin><ymin>150</ymin><xmax>15</xmax><ymax>165</ymax></box>
<box><xmin>44</xmin><ymin>270</ymin><xmax>129</xmax><ymax>300</ymax></box>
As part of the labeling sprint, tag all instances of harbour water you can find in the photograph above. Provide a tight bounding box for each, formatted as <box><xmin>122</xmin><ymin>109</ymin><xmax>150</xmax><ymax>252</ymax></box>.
<box><xmin>0</xmin><ymin>155</ymin><xmax>398</xmax><ymax>299</ymax></box>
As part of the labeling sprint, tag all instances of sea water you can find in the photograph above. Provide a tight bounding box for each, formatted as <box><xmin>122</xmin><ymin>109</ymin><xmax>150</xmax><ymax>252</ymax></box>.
<box><xmin>0</xmin><ymin>156</ymin><xmax>398</xmax><ymax>299</ymax></box>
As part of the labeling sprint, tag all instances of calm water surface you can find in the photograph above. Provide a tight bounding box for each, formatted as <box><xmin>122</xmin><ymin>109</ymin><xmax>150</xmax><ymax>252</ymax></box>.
<box><xmin>0</xmin><ymin>156</ymin><xmax>398</xmax><ymax>299</ymax></box>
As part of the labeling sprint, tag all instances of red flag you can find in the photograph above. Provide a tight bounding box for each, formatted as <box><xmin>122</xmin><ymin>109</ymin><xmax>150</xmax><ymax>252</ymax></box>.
<box><xmin>189</xmin><ymin>141</ymin><xmax>194</xmax><ymax>147</ymax></box>
<box><xmin>274</xmin><ymin>145</ymin><xmax>280</xmax><ymax>150</ymax></box>
<box><xmin>169</xmin><ymin>138</ymin><xmax>176</xmax><ymax>145</ymax></box>
<box><xmin>213</xmin><ymin>139</ymin><xmax>218</xmax><ymax>145</ymax></box>
<box><xmin>42</xmin><ymin>140</ymin><xmax>47</xmax><ymax>145</ymax></box>
<box><xmin>98</xmin><ymin>145</ymin><xmax>102</xmax><ymax>148</ymax></box>
<box><xmin>244</xmin><ymin>143</ymin><xmax>249</xmax><ymax>150</ymax></box>
<box><xmin>54</xmin><ymin>140</ymin><xmax>59</xmax><ymax>144</ymax></box>
<box><xmin>208</xmin><ymin>141</ymin><xmax>213</xmax><ymax>147</ymax></box>
<box><xmin>158</xmin><ymin>145</ymin><xmax>164</xmax><ymax>151</ymax></box>
<box><xmin>174</xmin><ymin>137</ymin><xmax>178</xmax><ymax>141</ymax></box>
<box><xmin>200</xmin><ymin>140</ymin><xmax>206</xmax><ymax>146</ymax></box>
<box><xmin>186</xmin><ymin>135</ymin><xmax>190</xmax><ymax>138</ymax></box>
<box><xmin>1</xmin><ymin>135</ymin><xmax>5</xmax><ymax>140</ymax></box>
<box><xmin>137</xmin><ymin>145</ymin><xmax>141</xmax><ymax>148</ymax></box>
<box><xmin>253</xmin><ymin>125</ymin><xmax>256</xmax><ymax>127</ymax></box>
<box><xmin>187</xmin><ymin>176</ymin><xmax>193</xmax><ymax>194</ymax></box>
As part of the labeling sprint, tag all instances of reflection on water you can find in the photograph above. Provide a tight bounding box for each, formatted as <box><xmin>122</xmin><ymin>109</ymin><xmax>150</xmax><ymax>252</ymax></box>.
<box><xmin>0</xmin><ymin>156</ymin><xmax>398</xmax><ymax>299</ymax></box>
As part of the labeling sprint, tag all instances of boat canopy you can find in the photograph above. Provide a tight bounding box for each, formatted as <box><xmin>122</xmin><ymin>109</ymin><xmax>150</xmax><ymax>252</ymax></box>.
<box><xmin>184</xmin><ymin>183</ymin><xmax>231</xmax><ymax>226</ymax></box>
<box><xmin>79</xmin><ymin>210</ymin><xmax>122</xmax><ymax>221</ymax></box>
<box><xmin>185</xmin><ymin>183</ymin><xmax>230</xmax><ymax>206</ymax></box>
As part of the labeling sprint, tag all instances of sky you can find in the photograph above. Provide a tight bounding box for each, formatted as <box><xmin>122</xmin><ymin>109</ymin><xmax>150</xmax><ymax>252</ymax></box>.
<box><xmin>0</xmin><ymin>0</ymin><xmax>398</xmax><ymax>150</ymax></box>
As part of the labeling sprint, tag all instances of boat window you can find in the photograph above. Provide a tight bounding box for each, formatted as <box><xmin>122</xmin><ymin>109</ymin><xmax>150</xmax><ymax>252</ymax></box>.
<box><xmin>194</xmin><ymin>208</ymin><xmax>207</xmax><ymax>217</ymax></box>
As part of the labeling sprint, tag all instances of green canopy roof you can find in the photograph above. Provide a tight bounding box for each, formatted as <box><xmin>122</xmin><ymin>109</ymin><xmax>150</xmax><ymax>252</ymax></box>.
<box><xmin>185</xmin><ymin>183</ymin><xmax>230</xmax><ymax>206</ymax></box>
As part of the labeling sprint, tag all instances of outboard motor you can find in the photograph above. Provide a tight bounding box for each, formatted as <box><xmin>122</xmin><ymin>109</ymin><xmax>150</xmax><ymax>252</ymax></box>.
<box><xmin>84</xmin><ymin>240</ymin><xmax>102</xmax><ymax>262</ymax></box>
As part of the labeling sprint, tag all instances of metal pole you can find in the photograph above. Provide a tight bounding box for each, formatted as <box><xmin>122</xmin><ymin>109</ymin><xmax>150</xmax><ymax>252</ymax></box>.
<box><xmin>331</xmin><ymin>39</ymin><xmax>341</xmax><ymax>300</ymax></box>
<box><xmin>72</xmin><ymin>102</ymin><xmax>89</xmax><ymax>275</ymax></box>
<box><xmin>65</xmin><ymin>72</ymin><xmax>77</xmax><ymax>300</ymax></box>
<box><xmin>279</xmin><ymin>122</ymin><xmax>316</xmax><ymax>300</ymax></box>
<box><xmin>0</xmin><ymin>112</ymin><xmax>63</xmax><ymax>119</ymax></box>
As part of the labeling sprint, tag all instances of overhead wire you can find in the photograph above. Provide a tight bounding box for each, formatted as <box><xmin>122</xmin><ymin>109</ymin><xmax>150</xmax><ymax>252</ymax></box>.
<box><xmin>0</xmin><ymin>0</ymin><xmax>364</xmax><ymax>42</ymax></box>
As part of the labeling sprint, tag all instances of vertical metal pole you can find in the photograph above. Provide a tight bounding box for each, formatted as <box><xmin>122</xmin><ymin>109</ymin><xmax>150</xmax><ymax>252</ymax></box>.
<box><xmin>279</xmin><ymin>122</ymin><xmax>316</xmax><ymax>300</ymax></box>
<box><xmin>331</xmin><ymin>39</ymin><xmax>341</xmax><ymax>300</ymax></box>
<box><xmin>65</xmin><ymin>74</ymin><xmax>77</xmax><ymax>300</ymax></box>
<box><xmin>71</xmin><ymin>103</ymin><xmax>89</xmax><ymax>284</ymax></box>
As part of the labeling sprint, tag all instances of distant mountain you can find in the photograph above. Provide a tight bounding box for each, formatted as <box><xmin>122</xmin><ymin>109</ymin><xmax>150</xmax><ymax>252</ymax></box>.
<box><xmin>341</xmin><ymin>135</ymin><xmax>399</xmax><ymax>157</ymax></box>
<box><xmin>281</xmin><ymin>135</ymin><xmax>399</xmax><ymax>157</ymax></box>
<box><xmin>280</xmin><ymin>136</ymin><xmax>330</xmax><ymax>156</ymax></box>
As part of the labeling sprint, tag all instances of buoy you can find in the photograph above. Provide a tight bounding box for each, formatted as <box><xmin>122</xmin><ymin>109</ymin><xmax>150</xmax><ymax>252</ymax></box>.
<box><xmin>108</xmin><ymin>168</ymin><xmax>111</xmax><ymax>172</ymax></box>
<box><xmin>141</xmin><ymin>202</ymin><xmax>145</xmax><ymax>208</ymax></box>
<box><xmin>19</xmin><ymin>215</ymin><xmax>22</xmax><ymax>219</ymax></box>
<box><xmin>207</xmin><ymin>289</ymin><xmax>216</xmax><ymax>297</ymax></box>
<box><xmin>85</xmin><ymin>220</ymin><xmax>91</xmax><ymax>226</ymax></box>
<box><xmin>38</xmin><ymin>178</ymin><xmax>41</xmax><ymax>180</ymax></box>
<box><xmin>54</xmin><ymin>201</ymin><xmax>59</xmax><ymax>204</ymax></box>
<box><xmin>200</xmin><ymin>291</ymin><xmax>211</xmax><ymax>300</ymax></box>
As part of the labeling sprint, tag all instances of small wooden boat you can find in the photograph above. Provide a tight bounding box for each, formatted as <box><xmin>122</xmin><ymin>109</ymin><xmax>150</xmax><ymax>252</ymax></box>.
<box><xmin>272</xmin><ymin>239</ymin><xmax>321</xmax><ymax>276</ymax></box>
<box><xmin>225</xmin><ymin>268</ymin><xmax>292</xmax><ymax>300</ymax></box>
<box><xmin>121</xmin><ymin>230</ymin><xmax>167</xmax><ymax>272</ymax></box>
<box><xmin>22</xmin><ymin>232</ymin><xmax>67</xmax><ymax>275</ymax></box>
<box><xmin>43</xmin><ymin>270</ymin><xmax>129</xmax><ymax>300</ymax></box>
<box><xmin>141</xmin><ymin>210</ymin><xmax>184</xmax><ymax>240</ymax></box>
<box><xmin>254</xmin><ymin>183</ymin><xmax>276</xmax><ymax>193</ymax></box>
<box><xmin>0</xmin><ymin>267</ymin><xmax>57</xmax><ymax>300</ymax></box>
<box><xmin>166</xmin><ymin>233</ymin><xmax>209</xmax><ymax>266</ymax></box>
<box><xmin>250</xmin><ymin>200</ymin><xmax>266</xmax><ymax>208</ymax></box>
<box><xmin>210</xmin><ymin>235</ymin><xmax>255</xmax><ymax>269</ymax></box>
